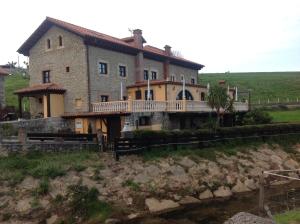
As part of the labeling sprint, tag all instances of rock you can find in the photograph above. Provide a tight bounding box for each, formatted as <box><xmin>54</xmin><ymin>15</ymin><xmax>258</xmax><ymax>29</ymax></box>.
<box><xmin>213</xmin><ymin>186</ymin><xmax>232</xmax><ymax>198</ymax></box>
<box><xmin>105</xmin><ymin>218</ymin><xmax>120</xmax><ymax>224</ymax></box>
<box><xmin>274</xmin><ymin>149</ymin><xmax>289</xmax><ymax>160</ymax></box>
<box><xmin>19</xmin><ymin>177</ymin><xmax>39</xmax><ymax>191</ymax></box>
<box><xmin>145</xmin><ymin>198</ymin><xmax>180</xmax><ymax>213</ymax></box>
<box><xmin>39</xmin><ymin>198</ymin><xmax>50</xmax><ymax>209</ymax></box>
<box><xmin>16</xmin><ymin>198</ymin><xmax>32</xmax><ymax>213</ymax></box>
<box><xmin>169</xmin><ymin>165</ymin><xmax>186</xmax><ymax>176</ymax></box>
<box><xmin>199</xmin><ymin>189</ymin><xmax>213</xmax><ymax>200</ymax></box>
<box><xmin>0</xmin><ymin>195</ymin><xmax>12</xmax><ymax>208</ymax></box>
<box><xmin>173</xmin><ymin>194</ymin><xmax>182</xmax><ymax>201</ymax></box>
<box><xmin>178</xmin><ymin>157</ymin><xmax>197</xmax><ymax>168</ymax></box>
<box><xmin>49</xmin><ymin>179</ymin><xmax>68</xmax><ymax>198</ymax></box>
<box><xmin>224</xmin><ymin>212</ymin><xmax>275</xmax><ymax>224</ymax></box>
<box><xmin>134</xmin><ymin>173</ymin><xmax>151</xmax><ymax>184</ymax></box>
<box><xmin>249</xmin><ymin>167</ymin><xmax>263</xmax><ymax>177</ymax></box>
<box><xmin>128</xmin><ymin>213</ymin><xmax>139</xmax><ymax>219</ymax></box>
<box><xmin>179</xmin><ymin>196</ymin><xmax>200</xmax><ymax>205</ymax></box>
<box><xmin>284</xmin><ymin>159</ymin><xmax>299</xmax><ymax>170</ymax></box>
<box><xmin>244</xmin><ymin>178</ymin><xmax>257</xmax><ymax>190</ymax></box>
<box><xmin>144</xmin><ymin>165</ymin><xmax>161</xmax><ymax>177</ymax></box>
<box><xmin>232</xmin><ymin>180</ymin><xmax>251</xmax><ymax>193</ymax></box>
<box><xmin>47</xmin><ymin>214</ymin><xmax>58</xmax><ymax>224</ymax></box>
<box><xmin>270</xmin><ymin>155</ymin><xmax>282</xmax><ymax>165</ymax></box>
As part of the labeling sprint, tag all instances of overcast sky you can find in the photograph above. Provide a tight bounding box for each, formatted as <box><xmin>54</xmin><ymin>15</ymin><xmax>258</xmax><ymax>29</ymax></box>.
<box><xmin>1</xmin><ymin>0</ymin><xmax>300</xmax><ymax>73</ymax></box>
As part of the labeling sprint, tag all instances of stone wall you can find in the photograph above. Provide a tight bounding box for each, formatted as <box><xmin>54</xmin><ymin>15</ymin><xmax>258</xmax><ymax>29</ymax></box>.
<box><xmin>169</xmin><ymin>64</ymin><xmax>199</xmax><ymax>84</ymax></box>
<box><xmin>0</xmin><ymin>76</ymin><xmax>5</xmax><ymax>108</ymax></box>
<box><xmin>29</xmin><ymin>26</ymin><xmax>89</xmax><ymax>114</ymax></box>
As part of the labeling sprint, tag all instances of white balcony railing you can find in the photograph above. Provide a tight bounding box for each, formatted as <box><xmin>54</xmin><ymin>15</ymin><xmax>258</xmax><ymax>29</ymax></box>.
<box><xmin>92</xmin><ymin>100</ymin><xmax>249</xmax><ymax>113</ymax></box>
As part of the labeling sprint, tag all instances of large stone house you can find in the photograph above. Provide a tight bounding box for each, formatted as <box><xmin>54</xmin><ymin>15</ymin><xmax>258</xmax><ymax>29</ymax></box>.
<box><xmin>16</xmin><ymin>17</ymin><xmax>248</xmax><ymax>140</ymax></box>
<box><xmin>0</xmin><ymin>67</ymin><xmax>9</xmax><ymax>109</ymax></box>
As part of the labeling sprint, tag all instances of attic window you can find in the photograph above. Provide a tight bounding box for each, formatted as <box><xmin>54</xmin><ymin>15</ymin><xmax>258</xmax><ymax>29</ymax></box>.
<box><xmin>58</xmin><ymin>36</ymin><xmax>63</xmax><ymax>47</ymax></box>
<box><xmin>46</xmin><ymin>39</ymin><xmax>51</xmax><ymax>49</ymax></box>
<box><xmin>66</xmin><ymin>66</ymin><xmax>70</xmax><ymax>72</ymax></box>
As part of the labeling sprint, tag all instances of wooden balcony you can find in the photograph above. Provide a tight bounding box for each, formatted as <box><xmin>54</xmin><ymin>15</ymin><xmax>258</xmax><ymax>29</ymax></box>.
<box><xmin>92</xmin><ymin>100</ymin><xmax>249</xmax><ymax>113</ymax></box>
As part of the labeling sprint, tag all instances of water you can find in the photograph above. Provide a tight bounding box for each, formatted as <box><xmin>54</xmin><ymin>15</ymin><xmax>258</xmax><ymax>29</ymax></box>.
<box><xmin>123</xmin><ymin>181</ymin><xmax>300</xmax><ymax>224</ymax></box>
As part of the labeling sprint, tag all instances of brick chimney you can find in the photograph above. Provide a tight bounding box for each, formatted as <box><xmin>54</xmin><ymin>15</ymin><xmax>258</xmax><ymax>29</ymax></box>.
<box><xmin>133</xmin><ymin>29</ymin><xmax>144</xmax><ymax>49</ymax></box>
<box><xmin>164</xmin><ymin>45</ymin><xmax>172</xmax><ymax>56</ymax></box>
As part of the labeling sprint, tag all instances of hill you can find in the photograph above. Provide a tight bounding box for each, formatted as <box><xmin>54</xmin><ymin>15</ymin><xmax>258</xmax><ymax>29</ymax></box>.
<box><xmin>199</xmin><ymin>72</ymin><xmax>300</xmax><ymax>103</ymax></box>
<box><xmin>5</xmin><ymin>74</ymin><xmax>29</xmax><ymax>108</ymax></box>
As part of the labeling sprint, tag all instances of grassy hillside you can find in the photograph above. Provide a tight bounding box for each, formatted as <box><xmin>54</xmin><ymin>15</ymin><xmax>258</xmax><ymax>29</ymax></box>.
<box><xmin>199</xmin><ymin>72</ymin><xmax>300</xmax><ymax>103</ymax></box>
<box><xmin>5</xmin><ymin>74</ymin><xmax>29</xmax><ymax>108</ymax></box>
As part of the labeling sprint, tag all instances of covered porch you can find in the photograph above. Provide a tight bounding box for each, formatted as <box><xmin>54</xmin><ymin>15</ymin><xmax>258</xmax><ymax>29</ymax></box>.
<box><xmin>14</xmin><ymin>83</ymin><xmax>66</xmax><ymax>118</ymax></box>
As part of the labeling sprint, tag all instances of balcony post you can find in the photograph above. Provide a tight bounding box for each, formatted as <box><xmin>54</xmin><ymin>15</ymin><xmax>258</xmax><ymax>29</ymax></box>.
<box><xmin>183</xmin><ymin>99</ymin><xmax>187</xmax><ymax>112</ymax></box>
<box><xmin>128</xmin><ymin>96</ymin><xmax>133</xmax><ymax>112</ymax></box>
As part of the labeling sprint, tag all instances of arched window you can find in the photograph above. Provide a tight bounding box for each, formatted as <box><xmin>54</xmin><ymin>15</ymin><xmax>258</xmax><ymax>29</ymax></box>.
<box><xmin>46</xmin><ymin>39</ymin><xmax>51</xmax><ymax>49</ymax></box>
<box><xmin>200</xmin><ymin>92</ymin><xmax>205</xmax><ymax>101</ymax></box>
<box><xmin>58</xmin><ymin>35</ymin><xmax>63</xmax><ymax>47</ymax></box>
<box><xmin>176</xmin><ymin>90</ymin><xmax>194</xmax><ymax>100</ymax></box>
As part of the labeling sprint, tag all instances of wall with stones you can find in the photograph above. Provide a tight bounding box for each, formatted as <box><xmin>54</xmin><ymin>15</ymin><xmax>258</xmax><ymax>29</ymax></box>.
<box><xmin>29</xmin><ymin>26</ymin><xmax>89</xmax><ymax>113</ymax></box>
<box><xmin>88</xmin><ymin>46</ymin><xmax>136</xmax><ymax>102</ymax></box>
<box><xmin>143</xmin><ymin>58</ymin><xmax>164</xmax><ymax>80</ymax></box>
<box><xmin>169</xmin><ymin>64</ymin><xmax>199</xmax><ymax>84</ymax></box>
<box><xmin>0</xmin><ymin>76</ymin><xmax>5</xmax><ymax>108</ymax></box>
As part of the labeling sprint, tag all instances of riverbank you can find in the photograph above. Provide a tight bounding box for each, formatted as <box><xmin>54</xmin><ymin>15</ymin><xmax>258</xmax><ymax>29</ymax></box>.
<box><xmin>0</xmin><ymin>143</ymin><xmax>300</xmax><ymax>223</ymax></box>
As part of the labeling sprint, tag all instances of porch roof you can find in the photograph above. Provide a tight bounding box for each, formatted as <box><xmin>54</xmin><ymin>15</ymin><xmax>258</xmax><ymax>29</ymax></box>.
<box><xmin>0</xmin><ymin>67</ymin><xmax>9</xmax><ymax>76</ymax></box>
<box><xmin>14</xmin><ymin>83</ymin><xmax>66</xmax><ymax>96</ymax></box>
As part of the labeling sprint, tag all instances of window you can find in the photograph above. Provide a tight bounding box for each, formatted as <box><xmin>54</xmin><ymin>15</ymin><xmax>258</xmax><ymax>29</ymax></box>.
<box><xmin>46</xmin><ymin>39</ymin><xmax>51</xmax><ymax>49</ymax></box>
<box><xmin>98</xmin><ymin>62</ymin><xmax>108</xmax><ymax>75</ymax></box>
<box><xmin>151</xmin><ymin>71</ymin><xmax>157</xmax><ymax>80</ymax></box>
<box><xmin>139</xmin><ymin>116</ymin><xmax>151</xmax><ymax>126</ymax></box>
<box><xmin>75</xmin><ymin>99</ymin><xmax>83</xmax><ymax>108</ymax></box>
<box><xmin>200</xmin><ymin>92</ymin><xmax>205</xmax><ymax>101</ymax></box>
<box><xmin>170</xmin><ymin>75</ymin><xmax>176</xmax><ymax>82</ymax></box>
<box><xmin>100</xmin><ymin>95</ymin><xmax>109</xmax><ymax>102</ymax></box>
<box><xmin>58</xmin><ymin>36</ymin><xmax>63</xmax><ymax>47</ymax></box>
<box><xmin>135</xmin><ymin>90</ymin><xmax>142</xmax><ymax>100</ymax></box>
<box><xmin>119</xmin><ymin>65</ymin><xmax>126</xmax><ymax>77</ymax></box>
<box><xmin>42</xmin><ymin>70</ymin><xmax>50</xmax><ymax>83</ymax></box>
<box><xmin>180</xmin><ymin>75</ymin><xmax>184</xmax><ymax>82</ymax></box>
<box><xmin>66</xmin><ymin>66</ymin><xmax>70</xmax><ymax>73</ymax></box>
<box><xmin>144</xmin><ymin>70</ymin><xmax>149</xmax><ymax>80</ymax></box>
<box><xmin>144</xmin><ymin>90</ymin><xmax>154</xmax><ymax>100</ymax></box>
<box><xmin>191</xmin><ymin>77</ymin><xmax>196</xmax><ymax>84</ymax></box>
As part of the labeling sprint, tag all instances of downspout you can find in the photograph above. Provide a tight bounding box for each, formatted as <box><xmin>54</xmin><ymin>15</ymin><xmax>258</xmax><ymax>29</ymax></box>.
<box><xmin>85</xmin><ymin>44</ymin><xmax>91</xmax><ymax>112</ymax></box>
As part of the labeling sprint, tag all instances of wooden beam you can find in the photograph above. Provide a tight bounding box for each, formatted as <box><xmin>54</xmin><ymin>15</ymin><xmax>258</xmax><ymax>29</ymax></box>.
<box><xmin>47</xmin><ymin>94</ymin><xmax>51</xmax><ymax>117</ymax></box>
<box><xmin>18</xmin><ymin>95</ymin><xmax>23</xmax><ymax>118</ymax></box>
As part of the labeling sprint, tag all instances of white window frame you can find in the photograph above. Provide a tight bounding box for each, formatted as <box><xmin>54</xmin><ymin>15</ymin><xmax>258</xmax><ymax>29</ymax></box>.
<box><xmin>170</xmin><ymin>74</ymin><xmax>176</xmax><ymax>82</ymax></box>
<box><xmin>191</xmin><ymin>77</ymin><xmax>196</xmax><ymax>84</ymax></box>
<box><xmin>98</xmin><ymin>60</ymin><xmax>109</xmax><ymax>76</ymax></box>
<box><xmin>118</xmin><ymin>63</ymin><xmax>127</xmax><ymax>78</ymax></box>
<box><xmin>150</xmin><ymin>69</ymin><xmax>158</xmax><ymax>80</ymax></box>
<box><xmin>144</xmin><ymin>69</ymin><xmax>149</xmax><ymax>80</ymax></box>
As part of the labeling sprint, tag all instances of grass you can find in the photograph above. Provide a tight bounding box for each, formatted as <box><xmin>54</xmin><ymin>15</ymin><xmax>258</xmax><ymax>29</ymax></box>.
<box><xmin>268</xmin><ymin>109</ymin><xmax>300</xmax><ymax>123</ymax></box>
<box><xmin>4</xmin><ymin>73</ymin><xmax>29</xmax><ymax>108</ymax></box>
<box><xmin>275</xmin><ymin>210</ymin><xmax>300</xmax><ymax>224</ymax></box>
<box><xmin>122</xmin><ymin>179</ymin><xmax>141</xmax><ymax>191</ymax></box>
<box><xmin>0</xmin><ymin>151</ymin><xmax>101</xmax><ymax>186</ymax></box>
<box><xmin>200</xmin><ymin>72</ymin><xmax>300</xmax><ymax>103</ymax></box>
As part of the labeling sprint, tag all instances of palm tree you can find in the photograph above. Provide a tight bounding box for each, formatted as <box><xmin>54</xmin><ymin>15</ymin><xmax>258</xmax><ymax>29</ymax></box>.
<box><xmin>207</xmin><ymin>85</ymin><xmax>234</xmax><ymax>127</ymax></box>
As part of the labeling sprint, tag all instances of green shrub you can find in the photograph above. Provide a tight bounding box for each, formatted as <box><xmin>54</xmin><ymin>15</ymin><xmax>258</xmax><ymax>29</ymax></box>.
<box><xmin>242</xmin><ymin>108</ymin><xmax>273</xmax><ymax>125</ymax></box>
<box><xmin>35</xmin><ymin>177</ymin><xmax>49</xmax><ymax>195</ymax></box>
<box><xmin>122</xmin><ymin>179</ymin><xmax>140</xmax><ymax>191</ymax></box>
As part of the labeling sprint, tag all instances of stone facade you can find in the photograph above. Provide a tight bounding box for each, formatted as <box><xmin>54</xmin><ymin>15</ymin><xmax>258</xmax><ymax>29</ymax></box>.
<box><xmin>29</xmin><ymin>26</ymin><xmax>89</xmax><ymax>114</ymax></box>
<box><xmin>169</xmin><ymin>64</ymin><xmax>199</xmax><ymax>84</ymax></box>
<box><xmin>0</xmin><ymin>76</ymin><xmax>5</xmax><ymax>108</ymax></box>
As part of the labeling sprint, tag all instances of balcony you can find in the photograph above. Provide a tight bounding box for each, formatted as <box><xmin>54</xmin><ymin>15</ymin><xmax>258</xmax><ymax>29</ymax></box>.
<box><xmin>92</xmin><ymin>100</ymin><xmax>248</xmax><ymax>113</ymax></box>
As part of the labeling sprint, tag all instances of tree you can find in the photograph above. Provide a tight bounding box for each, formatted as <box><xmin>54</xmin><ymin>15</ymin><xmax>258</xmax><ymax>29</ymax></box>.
<box><xmin>207</xmin><ymin>85</ymin><xmax>234</xmax><ymax>127</ymax></box>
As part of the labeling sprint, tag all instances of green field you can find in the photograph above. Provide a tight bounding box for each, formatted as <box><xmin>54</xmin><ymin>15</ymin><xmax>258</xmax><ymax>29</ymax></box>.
<box><xmin>200</xmin><ymin>72</ymin><xmax>300</xmax><ymax>103</ymax></box>
<box><xmin>275</xmin><ymin>210</ymin><xmax>300</xmax><ymax>224</ymax></box>
<box><xmin>268</xmin><ymin>109</ymin><xmax>300</xmax><ymax>123</ymax></box>
<box><xmin>5</xmin><ymin>74</ymin><xmax>29</xmax><ymax>108</ymax></box>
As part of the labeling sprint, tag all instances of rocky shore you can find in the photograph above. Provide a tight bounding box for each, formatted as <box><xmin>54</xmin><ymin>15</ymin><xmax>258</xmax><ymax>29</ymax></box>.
<box><xmin>1</xmin><ymin>143</ymin><xmax>300</xmax><ymax>223</ymax></box>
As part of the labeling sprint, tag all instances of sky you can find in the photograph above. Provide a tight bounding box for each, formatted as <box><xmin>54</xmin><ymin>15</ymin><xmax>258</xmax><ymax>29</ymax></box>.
<box><xmin>0</xmin><ymin>0</ymin><xmax>300</xmax><ymax>73</ymax></box>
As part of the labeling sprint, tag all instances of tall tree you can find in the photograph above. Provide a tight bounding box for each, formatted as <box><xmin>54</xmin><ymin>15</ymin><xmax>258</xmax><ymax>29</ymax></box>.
<box><xmin>207</xmin><ymin>85</ymin><xmax>234</xmax><ymax>127</ymax></box>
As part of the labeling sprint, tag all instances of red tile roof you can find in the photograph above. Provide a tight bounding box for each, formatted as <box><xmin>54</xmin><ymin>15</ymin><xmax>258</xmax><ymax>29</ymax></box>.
<box><xmin>0</xmin><ymin>67</ymin><xmax>9</xmax><ymax>75</ymax></box>
<box><xmin>18</xmin><ymin>17</ymin><xmax>204</xmax><ymax>70</ymax></box>
<box><xmin>14</xmin><ymin>83</ymin><xmax>66</xmax><ymax>95</ymax></box>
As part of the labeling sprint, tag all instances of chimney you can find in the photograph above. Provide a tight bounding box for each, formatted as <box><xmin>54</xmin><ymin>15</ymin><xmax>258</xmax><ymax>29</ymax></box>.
<box><xmin>164</xmin><ymin>45</ymin><xmax>172</xmax><ymax>56</ymax></box>
<box><xmin>133</xmin><ymin>29</ymin><xmax>144</xmax><ymax>48</ymax></box>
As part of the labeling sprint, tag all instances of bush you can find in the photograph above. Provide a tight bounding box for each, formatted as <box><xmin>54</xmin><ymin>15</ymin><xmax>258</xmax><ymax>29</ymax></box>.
<box><xmin>242</xmin><ymin>109</ymin><xmax>273</xmax><ymax>125</ymax></box>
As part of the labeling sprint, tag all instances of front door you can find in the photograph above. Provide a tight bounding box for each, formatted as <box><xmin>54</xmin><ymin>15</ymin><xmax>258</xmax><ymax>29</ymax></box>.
<box><xmin>107</xmin><ymin>117</ymin><xmax>121</xmax><ymax>142</ymax></box>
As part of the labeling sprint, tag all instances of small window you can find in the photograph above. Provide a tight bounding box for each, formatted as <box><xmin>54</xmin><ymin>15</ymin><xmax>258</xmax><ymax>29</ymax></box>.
<box><xmin>46</xmin><ymin>39</ymin><xmax>51</xmax><ymax>49</ymax></box>
<box><xmin>135</xmin><ymin>90</ymin><xmax>142</xmax><ymax>100</ymax></box>
<box><xmin>119</xmin><ymin>65</ymin><xmax>127</xmax><ymax>77</ymax></box>
<box><xmin>75</xmin><ymin>99</ymin><xmax>83</xmax><ymax>108</ymax></box>
<box><xmin>151</xmin><ymin>71</ymin><xmax>157</xmax><ymax>80</ymax></box>
<box><xmin>144</xmin><ymin>70</ymin><xmax>149</xmax><ymax>80</ymax></box>
<box><xmin>42</xmin><ymin>70</ymin><xmax>50</xmax><ymax>83</ymax></box>
<box><xmin>139</xmin><ymin>116</ymin><xmax>151</xmax><ymax>126</ymax></box>
<box><xmin>98</xmin><ymin>62</ymin><xmax>108</xmax><ymax>75</ymax></box>
<box><xmin>58</xmin><ymin>36</ymin><xmax>63</xmax><ymax>47</ymax></box>
<box><xmin>170</xmin><ymin>75</ymin><xmax>175</xmax><ymax>82</ymax></box>
<box><xmin>66</xmin><ymin>66</ymin><xmax>70</xmax><ymax>73</ymax></box>
<box><xmin>180</xmin><ymin>75</ymin><xmax>184</xmax><ymax>82</ymax></box>
<box><xmin>191</xmin><ymin>77</ymin><xmax>196</xmax><ymax>84</ymax></box>
<box><xmin>100</xmin><ymin>95</ymin><xmax>109</xmax><ymax>102</ymax></box>
<box><xmin>144</xmin><ymin>90</ymin><xmax>154</xmax><ymax>100</ymax></box>
<box><xmin>201</xmin><ymin>92</ymin><xmax>205</xmax><ymax>101</ymax></box>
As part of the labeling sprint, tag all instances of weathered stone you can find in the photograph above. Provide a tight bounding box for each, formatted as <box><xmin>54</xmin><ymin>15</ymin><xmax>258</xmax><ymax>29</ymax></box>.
<box><xmin>128</xmin><ymin>213</ymin><xmax>139</xmax><ymax>219</ymax></box>
<box><xmin>179</xmin><ymin>196</ymin><xmax>200</xmax><ymax>205</ymax></box>
<box><xmin>270</xmin><ymin>155</ymin><xmax>282</xmax><ymax>165</ymax></box>
<box><xmin>144</xmin><ymin>165</ymin><xmax>161</xmax><ymax>177</ymax></box>
<box><xmin>134</xmin><ymin>173</ymin><xmax>151</xmax><ymax>184</ymax></box>
<box><xmin>232</xmin><ymin>180</ymin><xmax>251</xmax><ymax>193</ymax></box>
<box><xmin>199</xmin><ymin>189</ymin><xmax>213</xmax><ymax>200</ymax></box>
<box><xmin>19</xmin><ymin>177</ymin><xmax>39</xmax><ymax>191</ymax></box>
<box><xmin>145</xmin><ymin>198</ymin><xmax>180</xmax><ymax>212</ymax></box>
<box><xmin>105</xmin><ymin>218</ymin><xmax>121</xmax><ymax>224</ymax></box>
<box><xmin>274</xmin><ymin>149</ymin><xmax>289</xmax><ymax>160</ymax></box>
<box><xmin>249</xmin><ymin>167</ymin><xmax>263</xmax><ymax>177</ymax></box>
<box><xmin>244</xmin><ymin>178</ymin><xmax>257</xmax><ymax>190</ymax></box>
<box><xmin>16</xmin><ymin>198</ymin><xmax>32</xmax><ymax>213</ymax></box>
<box><xmin>224</xmin><ymin>212</ymin><xmax>275</xmax><ymax>224</ymax></box>
<box><xmin>283</xmin><ymin>159</ymin><xmax>299</xmax><ymax>170</ymax></box>
<box><xmin>47</xmin><ymin>214</ymin><xmax>58</xmax><ymax>224</ymax></box>
<box><xmin>169</xmin><ymin>165</ymin><xmax>186</xmax><ymax>176</ymax></box>
<box><xmin>178</xmin><ymin>157</ymin><xmax>197</xmax><ymax>168</ymax></box>
<box><xmin>213</xmin><ymin>186</ymin><xmax>232</xmax><ymax>198</ymax></box>
<box><xmin>0</xmin><ymin>195</ymin><xmax>12</xmax><ymax>208</ymax></box>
